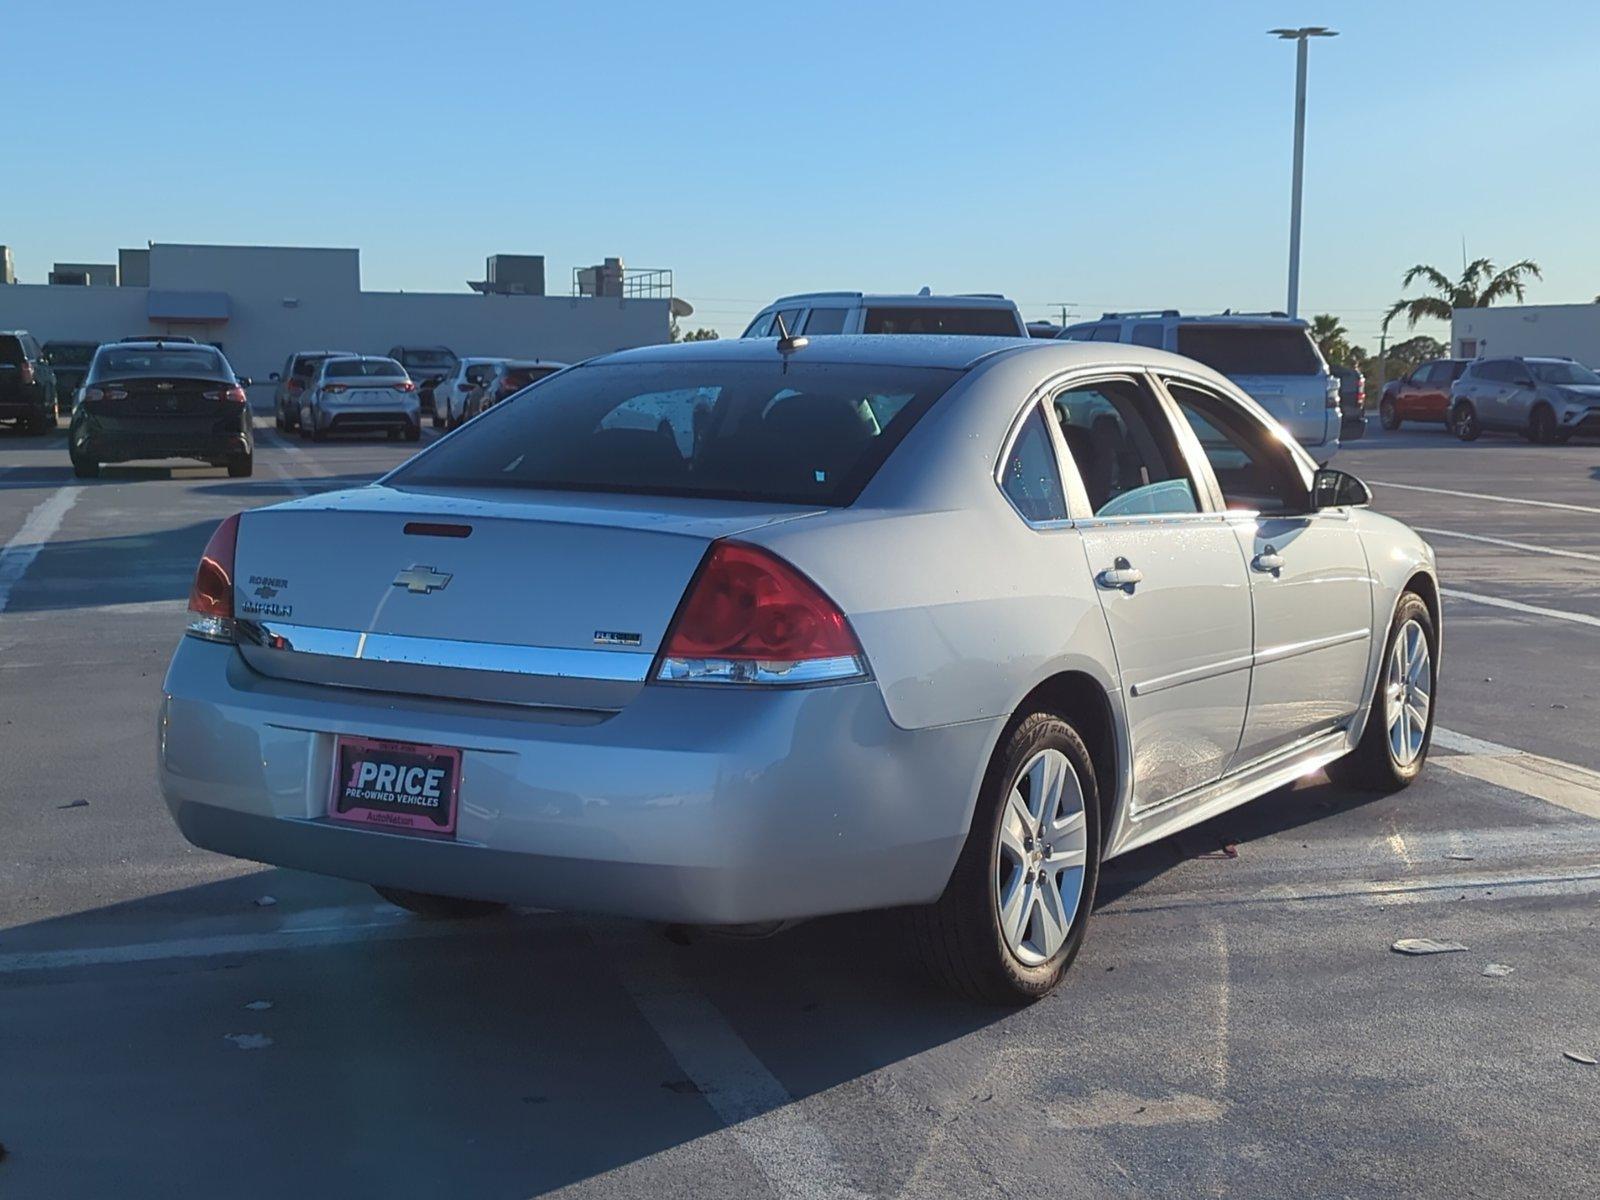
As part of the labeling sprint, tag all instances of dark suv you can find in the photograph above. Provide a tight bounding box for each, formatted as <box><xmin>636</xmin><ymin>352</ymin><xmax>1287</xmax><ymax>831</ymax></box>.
<box><xmin>0</xmin><ymin>331</ymin><xmax>61</xmax><ymax>433</ymax></box>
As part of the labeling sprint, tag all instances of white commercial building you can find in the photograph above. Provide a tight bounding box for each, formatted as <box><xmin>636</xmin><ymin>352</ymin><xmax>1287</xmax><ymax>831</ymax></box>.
<box><xmin>1451</xmin><ymin>303</ymin><xmax>1600</xmax><ymax>366</ymax></box>
<box><xmin>0</xmin><ymin>242</ymin><xmax>672</xmax><ymax>405</ymax></box>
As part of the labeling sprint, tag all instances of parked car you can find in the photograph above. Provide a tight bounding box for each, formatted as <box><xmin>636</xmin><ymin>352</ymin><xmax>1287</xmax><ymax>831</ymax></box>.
<box><xmin>1448</xmin><ymin>355</ymin><xmax>1600</xmax><ymax>443</ymax></box>
<box><xmin>1060</xmin><ymin>311</ymin><xmax>1342</xmax><ymax>458</ymax></box>
<box><xmin>41</xmin><ymin>340</ymin><xmax>100</xmax><ymax>405</ymax></box>
<box><xmin>387</xmin><ymin>345</ymin><xmax>459</xmax><ymax>416</ymax></box>
<box><xmin>435</xmin><ymin>357</ymin><xmax>507</xmax><ymax>429</ymax></box>
<box><xmin>742</xmin><ymin>291</ymin><xmax>1028</xmax><ymax>338</ymax></box>
<box><xmin>1331</xmin><ymin>364</ymin><xmax>1366</xmax><ymax>441</ymax></box>
<box><xmin>1379</xmin><ymin>358</ymin><xmax>1470</xmax><ymax>431</ymax></box>
<box><xmin>463</xmin><ymin>359</ymin><xmax>569</xmax><ymax>419</ymax></box>
<box><xmin>0</xmin><ymin>330</ymin><xmax>61</xmax><ymax>433</ymax></box>
<box><xmin>295</xmin><ymin>355</ymin><xmax>420</xmax><ymax>442</ymax></box>
<box><xmin>270</xmin><ymin>350</ymin><xmax>358</xmax><ymax>432</ymax></box>
<box><xmin>1026</xmin><ymin>322</ymin><xmax>1064</xmax><ymax>339</ymax></box>
<box><xmin>161</xmin><ymin>336</ymin><xmax>1439</xmax><ymax>1003</ymax></box>
<box><xmin>68</xmin><ymin>341</ymin><xmax>252</xmax><ymax>478</ymax></box>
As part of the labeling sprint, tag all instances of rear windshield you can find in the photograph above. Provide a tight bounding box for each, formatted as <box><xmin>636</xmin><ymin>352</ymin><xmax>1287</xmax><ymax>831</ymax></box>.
<box><xmin>392</xmin><ymin>360</ymin><xmax>960</xmax><ymax>506</ymax></box>
<box><xmin>502</xmin><ymin>365</ymin><xmax>561</xmax><ymax>389</ymax></box>
<box><xmin>862</xmin><ymin>307</ymin><xmax>1020</xmax><ymax>336</ymax></box>
<box><xmin>326</xmin><ymin>358</ymin><xmax>406</xmax><ymax>378</ymax></box>
<box><xmin>1176</xmin><ymin>325</ymin><xmax>1322</xmax><ymax>376</ymax></box>
<box><xmin>91</xmin><ymin>347</ymin><xmax>229</xmax><ymax>379</ymax></box>
<box><xmin>44</xmin><ymin>343</ymin><xmax>97</xmax><ymax>366</ymax></box>
<box><xmin>400</xmin><ymin>350</ymin><xmax>456</xmax><ymax>369</ymax></box>
<box><xmin>292</xmin><ymin>354</ymin><xmax>337</xmax><ymax>377</ymax></box>
<box><xmin>1531</xmin><ymin>360</ymin><xmax>1600</xmax><ymax>386</ymax></box>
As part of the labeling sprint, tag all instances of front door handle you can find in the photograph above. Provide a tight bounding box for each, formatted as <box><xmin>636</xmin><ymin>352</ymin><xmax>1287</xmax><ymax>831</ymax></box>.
<box><xmin>1096</xmin><ymin>557</ymin><xmax>1143</xmax><ymax>592</ymax></box>
<box><xmin>1252</xmin><ymin>547</ymin><xmax>1285</xmax><ymax>574</ymax></box>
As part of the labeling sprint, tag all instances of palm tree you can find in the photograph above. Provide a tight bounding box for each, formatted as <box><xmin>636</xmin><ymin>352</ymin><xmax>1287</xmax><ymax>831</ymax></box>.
<box><xmin>1384</xmin><ymin>257</ymin><xmax>1541</xmax><ymax>330</ymax></box>
<box><xmin>1310</xmin><ymin>314</ymin><xmax>1351</xmax><ymax>364</ymax></box>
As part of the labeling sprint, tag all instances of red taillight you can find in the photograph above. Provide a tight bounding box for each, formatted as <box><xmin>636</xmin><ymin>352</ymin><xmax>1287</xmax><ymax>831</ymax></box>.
<box><xmin>394</xmin><ymin>380</ymin><xmax>416</xmax><ymax>392</ymax></box>
<box><xmin>187</xmin><ymin>514</ymin><xmax>240</xmax><ymax>639</ymax></box>
<box><xmin>83</xmin><ymin>387</ymin><xmax>128</xmax><ymax>402</ymax></box>
<box><xmin>656</xmin><ymin>542</ymin><xmax>863</xmax><ymax>685</ymax></box>
<box><xmin>19</xmin><ymin>361</ymin><xmax>36</xmax><ymax>385</ymax></box>
<box><xmin>203</xmin><ymin>385</ymin><xmax>248</xmax><ymax>404</ymax></box>
<box><xmin>287</xmin><ymin>379</ymin><xmax>306</xmax><ymax>393</ymax></box>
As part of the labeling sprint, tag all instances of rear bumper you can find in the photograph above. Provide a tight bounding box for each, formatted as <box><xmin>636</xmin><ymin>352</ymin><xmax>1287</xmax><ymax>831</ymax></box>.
<box><xmin>0</xmin><ymin>388</ymin><xmax>49</xmax><ymax>418</ymax></box>
<box><xmin>314</xmin><ymin>406</ymin><xmax>419</xmax><ymax>434</ymax></box>
<box><xmin>158</xmin><ymin>638</ymin><xmax>994</xmax><ymax>924</ymax></box>
<box><xmin>73</xmin><ymin>413</ymin><xmax>250</xmax><ymax>463</ymax></box>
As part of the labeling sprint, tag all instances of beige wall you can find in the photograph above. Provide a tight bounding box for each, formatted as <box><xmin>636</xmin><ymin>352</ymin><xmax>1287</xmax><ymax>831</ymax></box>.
<box><xmin>1452</xmin><ymin>304</ymin><xmax>1600</xmax><ymax>366</ymax></box>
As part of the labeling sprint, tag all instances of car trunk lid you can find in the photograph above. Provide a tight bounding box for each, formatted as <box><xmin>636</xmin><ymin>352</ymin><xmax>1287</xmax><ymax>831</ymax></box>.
<box><xmin>231</xmin><ymin>486</ymin><xmax>823</xmax><ymax>711</ymax></box>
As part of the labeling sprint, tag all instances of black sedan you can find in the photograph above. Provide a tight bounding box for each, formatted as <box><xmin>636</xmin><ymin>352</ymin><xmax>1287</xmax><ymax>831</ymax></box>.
<box><xmin>69</xmin><ymin>341</ymin><xmax>253</xmax><ymax>478</ymax></box>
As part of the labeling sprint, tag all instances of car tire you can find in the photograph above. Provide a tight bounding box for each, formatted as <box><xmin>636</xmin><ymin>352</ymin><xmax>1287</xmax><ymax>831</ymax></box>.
<box><xmin>227</xmin><ymin>453</ymin><xmax>253</xmax><ymax>478</ymax></box>
<box><xmin>906</xmin><ymin>711</ymin><xmax>1101</xmax><ymax>1005</ymax></box>
<box><xmin>1327</xmin><ymin>591</ymin><xmax>1437</xmax><ymax>794</ymax></box>
<box><xmin>1528</xmin><ymin>404</ymin><xmax>1560</xmax><ymax>445</ymax></box>
<box><xmin>404</xmin><ymin>424</ymin><xmax>421</xmax><ymax>442</ymax></box>
<box><xmin>1451</xmin><ymin>402</ymin><xmax>1481</xmax><ymax>442</ymax></box>
<box><xmin>71</xmin><ymin>456</ymin><xmax>99</xmax><ymax>479</ymax></box>
<box><xmin>372</xmin><ymin>885</ymin><xmax>507</xmax><ymax>920</ymax></box>
<box><xmin>1379</xmin><ymin>399</ymin><xmax>1400</xmax><ymax>431</ymax></box>
<box><xmin>432</xmin><ymin>410</ymin><xmax>444</xmax><ymax>429</ymax></box>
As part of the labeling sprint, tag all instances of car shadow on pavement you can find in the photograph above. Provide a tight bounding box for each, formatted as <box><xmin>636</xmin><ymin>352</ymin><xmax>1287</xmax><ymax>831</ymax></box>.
<box><xmin>0</xmin><ymin>519</ymin><xmax>222</xmax><ymax>612</ymax></box>
<box><xmin>0</xmin><ymin>870</ymin><xmax>1007</xmax><ymax>1198</ymax></box>
<box><xmin>193</xmin><ymin>472</ymin><xmax>381</xmax><ymax>498</ymax></box>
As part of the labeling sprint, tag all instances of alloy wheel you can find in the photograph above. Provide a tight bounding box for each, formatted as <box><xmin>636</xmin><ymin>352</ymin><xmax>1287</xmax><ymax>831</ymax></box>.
<box><xmin>1384</xmin><ymin>619</ymin><xmax>1432</xmax><ymax>767</ymax></box>
<box><xmin>994</xmin><ymin>748</ymin><xmax>1089</xmax><ymax>966</ymax></box>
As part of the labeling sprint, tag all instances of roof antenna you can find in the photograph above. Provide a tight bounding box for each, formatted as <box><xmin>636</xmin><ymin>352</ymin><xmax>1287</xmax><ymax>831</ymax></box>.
<box><xmin>774</xmin><ymin>313</ymin><xmax>808</xmax><ymax>360</ymax></box>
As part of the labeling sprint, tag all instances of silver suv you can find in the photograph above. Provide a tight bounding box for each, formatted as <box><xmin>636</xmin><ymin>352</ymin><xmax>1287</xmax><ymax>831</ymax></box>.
<box><xmin>1448</xmin><ymin>356</ymin><xmax>1600</xmax><ymax>444</ymax></box>
<box><xmin>1060</xmin><ymin>311</ymin><xmax>1341</xmax><ymax>458</ymax></box>
<box><xmin>742</xmin><ymin>291</ymin><xmax>1027</xmax><ymax>338</ymax></box>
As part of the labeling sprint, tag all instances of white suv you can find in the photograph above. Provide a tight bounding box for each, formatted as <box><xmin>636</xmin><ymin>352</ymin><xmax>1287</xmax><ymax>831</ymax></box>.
<box><xmin>1061</xmin><ymin>311</ymin><xmax>1341</xmax><ymax>457</ymax></box>
<box><xmin>742</xmin><ymin>291</ymin><xmax>1027</xmax><ymax>339</ymax></box>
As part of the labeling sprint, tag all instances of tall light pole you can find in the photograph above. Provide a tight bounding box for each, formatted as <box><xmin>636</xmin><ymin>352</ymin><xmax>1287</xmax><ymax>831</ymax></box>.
<box><xmin>1269</xmin><ymin>26</ymin><xmax>1337</xmax><ymax>318</ymax></box>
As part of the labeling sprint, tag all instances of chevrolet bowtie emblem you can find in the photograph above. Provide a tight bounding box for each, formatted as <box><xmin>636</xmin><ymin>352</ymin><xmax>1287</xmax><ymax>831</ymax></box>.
<box><xmin>392</xmin><ymin>565</ymin><xmax>452</xmax><ymax>595</ymax></box>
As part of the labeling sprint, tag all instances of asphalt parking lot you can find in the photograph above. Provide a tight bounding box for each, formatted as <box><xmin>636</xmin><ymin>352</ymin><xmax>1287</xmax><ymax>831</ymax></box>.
<box><xmin>2</xmin><ymin>415</ymin><xmax>1598</xmax><ymax>1199</ymax></box>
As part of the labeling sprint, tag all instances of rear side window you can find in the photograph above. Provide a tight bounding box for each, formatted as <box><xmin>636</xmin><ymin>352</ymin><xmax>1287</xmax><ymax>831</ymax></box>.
<box><xmin>0</xmin><ymin>336</ymin><xmax>24</xmax><ymax>365</ymax></box>
<box><xmin>1177</xmin><ymin>326</ymin><xmax>1321</xmax><ymax>376</ymax></box>
<box><xmin>326</xmin><ymin>358</ymin><xmax>405</xmax><ymax>378</ymax></box>
<box><xmin>393</xmin><ymin>360</ymin><xmax>960</xmax><ymax>506</ymax></box>
<box><xmin>1000</xmin><ymin>406</ymin><xmax>1068</xmax><ymax>523</ymax></box>
<box><xmin>863</xmin><ymin>307</ymin><xmax>1020</xmax><ymax>336</ymax></box>
<box><xmin>802</xmin><ymin>308</ymin><xmax>849</xmax><ymax>335</ymax></box>
<box><xmin>1131</xmin><ymin>323</ymin><xmax>1164</xmax><ymax>348</ymax></box>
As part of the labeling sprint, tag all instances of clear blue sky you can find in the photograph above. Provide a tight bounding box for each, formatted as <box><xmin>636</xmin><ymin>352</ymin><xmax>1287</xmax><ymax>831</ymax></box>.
<box><xmin>6</xmin><ymin>0</ymin><xmax>1596</xmax><ymax>344</ymax></box>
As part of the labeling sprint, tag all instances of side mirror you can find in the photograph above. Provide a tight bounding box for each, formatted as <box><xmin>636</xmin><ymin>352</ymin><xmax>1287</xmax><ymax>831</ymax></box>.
<box><xmin>1311</xmin><ymin>468</ymin><xmax>1371</xmax><ymax>510</ymax></box>
<box><xmin>268</xmin><ymin>371</ymin><xmax>281</xmax><ymax>382</ymax></box>
<box><xmin>237</xmin><ymin>376</ymin><xmax>253</xmax><ymax>388</ymax></box>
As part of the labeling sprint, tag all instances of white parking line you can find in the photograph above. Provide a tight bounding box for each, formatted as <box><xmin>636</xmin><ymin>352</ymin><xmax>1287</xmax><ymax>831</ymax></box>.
<box><xmin>1431</xmin><ymin>727</ymin><xmax>1600</xmax><ymax>820</ymax></box>
<box><xmin>0</xmin><ymin>485</ymin><xmax>82</xmax><ymax>615</ymax></box>
<box><xmin>1439</xmin><ymin>586</ymin><xmax>1600</xmax><ymax>629</ymax></box>
<box><xmin>598</xmin><ymin>925</ymin><xmax>868</xmax><ymax>1200</ymax></box>
<box><xmin>1370</xmin><ymin>480</ymin><xmax>1600</xmax><ymax>516</ymax></box>
<box><xmin>1416</xmin><ymin>526</ymin><xmax>1600</xmax><ymax>564</ymax></box>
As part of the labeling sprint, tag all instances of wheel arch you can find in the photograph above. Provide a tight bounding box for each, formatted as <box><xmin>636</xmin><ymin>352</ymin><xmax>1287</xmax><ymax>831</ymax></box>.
<box><xmin>1006</xmin><ymin>669</ymin><xmax>1122</xmax><ymax>854</ymax></box>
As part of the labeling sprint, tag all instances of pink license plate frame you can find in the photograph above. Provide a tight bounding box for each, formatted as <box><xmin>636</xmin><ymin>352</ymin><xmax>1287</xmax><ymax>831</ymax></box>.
<box><xmin>327</xmin><ymin>735</ymin><xmax>462</xmax><ymax>836</ymax></box>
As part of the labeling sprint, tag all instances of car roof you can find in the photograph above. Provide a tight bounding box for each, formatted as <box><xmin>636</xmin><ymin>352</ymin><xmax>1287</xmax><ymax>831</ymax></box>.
<box><xmin>391</xmin><ymin>345</ymin><xmax>455</xmax><ymax>353</ymax></box>
<box><xmin>293</xmin><ymin>349</ymin><xmax>358</xmax><ymax>357</ymax></box>
<box><xmin>764</xmin><ymin>292</ymin><xmax>1019</xmax><ymax>309</ymax></box>
<box><xmin>504</xmin><ymin>359</ymin><xmax>569</xmax><ymax>369</ymax></box>
<box><xmin>1086</xmin><ymin>311</ymin><xmax>1309</xmax><ymax>329</ymax></box>
<box><xmin>111</xmin><ymin>340</ymin><xmax>215</xmax><ymax>349</ymax></box>
<box><xmin>324</xmin><ymin>354</ymin><xmax>401</xmax><ymax>364</ymax></box>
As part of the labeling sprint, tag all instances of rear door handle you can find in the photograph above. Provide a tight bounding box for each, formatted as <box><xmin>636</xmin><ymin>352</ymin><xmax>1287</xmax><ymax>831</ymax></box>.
<box><xmin>1252</xmin><ymin>548</ymin><xmax>1285</xmax><ymax>574</ymax></box>
<box><xmin>1096</xmin><ymin>557</ymin><xmax>1143</xmax><ymax>592</ymax></box>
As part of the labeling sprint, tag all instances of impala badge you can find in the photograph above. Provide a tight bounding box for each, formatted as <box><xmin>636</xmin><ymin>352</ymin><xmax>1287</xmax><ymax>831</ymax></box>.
<box><xmin>594</xmin><ymin>630</ymin><xmax>642</xmax><ymax>647</ymax></box>
<box><xmin>393</xmin><ymin>565</ymin><xmax>452</xmax><ymax>595</ymax></box>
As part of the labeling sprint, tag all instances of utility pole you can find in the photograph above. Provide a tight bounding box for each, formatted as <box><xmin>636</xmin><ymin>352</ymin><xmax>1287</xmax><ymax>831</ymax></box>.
<box><xmin>1270</xmin><ymin>27</ymin><xmax>1338</xmax><ymax>318</ymax></box>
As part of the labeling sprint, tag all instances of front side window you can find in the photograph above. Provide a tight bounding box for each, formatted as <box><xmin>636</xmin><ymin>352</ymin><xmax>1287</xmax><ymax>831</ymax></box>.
<box><xmin>742</xmin><ymin>312</ymin><xmax>775</xmax><ymax>338</ymax></box>
<box><xmin>1051</xmin><ymin>378</ymin><xmax>1198</xmax><ymax>517</ymax></box>
<box><xmin>1164</xmin><ymin>379</ymin><xmax>1308</xmax><ymax>514</ymax></box>
<box><xmin>392</xmin><ymin>360</ymin><xmax>960</xmax><ymax>506</ymax></box>
<box><xmin>1000</xmin><ymin>405</ymin><xmax>1068</xmax><ymax>524</ymax></box>
<box><xmin>802</xmin><ymin>307</ymin><xmax>849</xmax><ymax>335</ymax></box>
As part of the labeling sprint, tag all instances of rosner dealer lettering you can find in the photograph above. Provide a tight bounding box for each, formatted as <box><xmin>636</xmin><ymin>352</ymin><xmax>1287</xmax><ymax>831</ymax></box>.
<box><xmin>346</xmin><ymin>762</ymin><xmax>446</xmax><ymax>808</ymax></box>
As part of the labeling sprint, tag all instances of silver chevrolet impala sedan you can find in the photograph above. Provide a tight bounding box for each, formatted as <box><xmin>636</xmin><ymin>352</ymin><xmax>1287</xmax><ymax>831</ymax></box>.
<box><xmin>160</xmin><ymin>335</ymin><xmax>1440</xmax><ymax>1003</ymax></box>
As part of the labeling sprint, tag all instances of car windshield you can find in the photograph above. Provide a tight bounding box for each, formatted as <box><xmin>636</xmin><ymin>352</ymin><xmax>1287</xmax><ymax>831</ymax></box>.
<box><xmin>92</xmin><ymin>347</ymin><xmax>229</xmax><ymax>379</ymax></box>
<box><xmin>861</xmin><ymin>306</ymin><xmax>1020</xmax><ymax>336</ymax></box>
<box><xmin>1176</xmin><ymin>325</ymin><xmax>1322</xmax><ymax>376</ymax></box>
<box><xmin>326</xmin><ymin>358</ymin><xmax>406</xmax><ymax>378</ymax></box>
<box><xmin>1531</xmin><ymin>361</ymin><xmax>1600</xmax><ymax>386</ymax></box>
<box><xmin>401</xmin><ymin>350</ymin><xmax>456</xmax><ymax>369</ymax></box>
<box><xmin>392</xmin><ymin>359</ymin><xmax>960</xmax><ymax>505</ymax></box>
<box><xmin>44</xmin><ymin>343</ymin><xmax>97</xmax><ymax>366</ymax></box>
